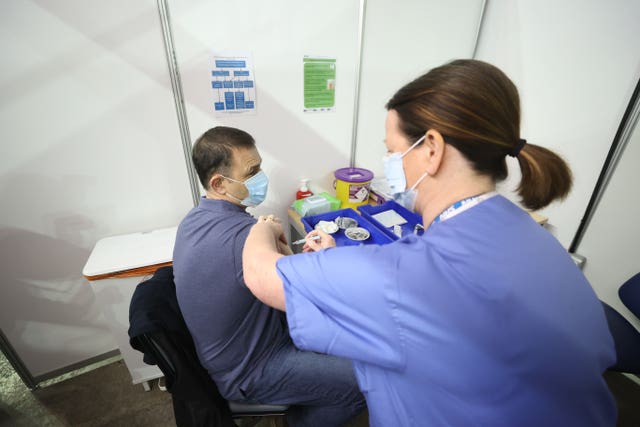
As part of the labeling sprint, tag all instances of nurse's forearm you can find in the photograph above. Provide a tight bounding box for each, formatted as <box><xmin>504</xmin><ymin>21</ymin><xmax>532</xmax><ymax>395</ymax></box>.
<box><xmin>243</xmin><ymin>222</ymin><xmax>286</xmax><ymax>311</ymax></box>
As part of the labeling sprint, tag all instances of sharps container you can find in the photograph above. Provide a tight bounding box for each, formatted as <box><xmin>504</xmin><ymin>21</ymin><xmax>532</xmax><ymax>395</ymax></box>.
<box><xmin>334</xmin><ymin>167</ymin><xmax>374</xmax><ymax>209</ymax></box>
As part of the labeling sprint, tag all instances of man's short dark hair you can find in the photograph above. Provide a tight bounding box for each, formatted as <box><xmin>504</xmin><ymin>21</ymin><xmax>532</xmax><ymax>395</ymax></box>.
<box><xmin>192</xmin><ymin>126</ymin><xmax>256</xmax><ymax>189</ymax></box>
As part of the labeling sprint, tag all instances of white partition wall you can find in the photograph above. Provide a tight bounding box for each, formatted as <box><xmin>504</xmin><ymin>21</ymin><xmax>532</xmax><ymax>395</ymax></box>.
<box><xmin>168</xmin><ymin>0</ymin><xmax>362</xmax><ymax>222</ymax></box>
<box><xmin>0</xmin><ymin>0</ymin><xmax>192</xmax><ymax>377</ymax></box>
<box><xmin>475</xmin><ymin>0</ymin><xmax>640</xmax><ymax>248</ymax></box>
<box><xmin>354</xmin><ymin>0</ymin><xmax>485</xmax><ymax>175</ymax></box>
<box><xmin>2</xmin><ymin>0</ymin><xmax>638</xmax><ymax>381</ymax></box>
<box><xmin>474</xmin><ymin>0</ymin><xmax>640</xmax><ymax>325</ymax></box>
<box><xmin>580</xmin><ymin>115</ymin><xmax>640</xmax><ymax>329</ymax></box>
<box><xmin>167</xmin><ymin>0</ymin><xmax>485</xmax><ymax>221</ymax></box>
<box><xmin>0</xmin><ymin>0</ymin><xmax>483</xmax><ymax>378</ymax></box>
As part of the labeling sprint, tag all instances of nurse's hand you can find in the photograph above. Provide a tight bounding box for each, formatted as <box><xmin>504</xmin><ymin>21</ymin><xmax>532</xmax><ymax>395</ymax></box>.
<box><xmin>257</xmin><ymin>214</ymin><xmax>281</xmax><ymax>225</ymax></box>
<box><xmin>302</xmin><ymin>229</ymin><xmax>335</xmax><ymax>252</ymax></box>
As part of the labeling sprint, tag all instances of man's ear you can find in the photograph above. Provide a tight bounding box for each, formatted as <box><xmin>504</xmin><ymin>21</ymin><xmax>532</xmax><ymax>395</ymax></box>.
<box><xmin>209</xmin><ymin>174</ymin><xmax>225</xmax><ymax>193</ymax></box>
<box><xmin>423</xmin><ymin>129</ymin><xmax>446</xmax><ymax>175</ymax></box>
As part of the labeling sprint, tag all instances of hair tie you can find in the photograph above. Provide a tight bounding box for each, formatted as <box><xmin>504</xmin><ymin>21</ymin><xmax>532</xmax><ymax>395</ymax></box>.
<box><xmin>508</xmin><ymin>138</ymin><xmax>527</xmax><ymax>157</ymax></box>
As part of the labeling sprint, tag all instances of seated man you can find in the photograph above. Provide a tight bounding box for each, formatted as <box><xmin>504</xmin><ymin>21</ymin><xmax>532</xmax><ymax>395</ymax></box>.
<box><xmin>173</xmin><ymin>126</ymin><xmax>365</xmax><ymax>427</ymax></box>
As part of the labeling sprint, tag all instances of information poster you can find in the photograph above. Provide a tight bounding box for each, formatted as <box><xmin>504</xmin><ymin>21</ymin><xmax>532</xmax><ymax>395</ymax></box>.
<box><xmin>303</xmin><ymin>56</ymin><xmax>336</xmax><ymax>112</ymax></box>
<box><xmin>211</xmin><ymin>52</ymin><xmax>257</xmax><ymax>115</ymax></box>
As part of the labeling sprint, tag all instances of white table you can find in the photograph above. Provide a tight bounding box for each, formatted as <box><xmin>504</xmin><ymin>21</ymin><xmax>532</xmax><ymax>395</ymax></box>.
<box><xmin>83</xmin><ymin>226</ymin><xmax>177</xmax><ymax>390</ymax></box>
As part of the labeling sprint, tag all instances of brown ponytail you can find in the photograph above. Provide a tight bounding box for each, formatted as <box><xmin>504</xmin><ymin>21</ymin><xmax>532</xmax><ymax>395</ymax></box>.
<box><xmin>386</xmin><ymin>59</ymin><xmax>573</xmax><ymax>211</ymax></box>
<box><xmin>515</xmin><ymin>143</ymin><xmax>572</xmax><ymax>210</ymax></box>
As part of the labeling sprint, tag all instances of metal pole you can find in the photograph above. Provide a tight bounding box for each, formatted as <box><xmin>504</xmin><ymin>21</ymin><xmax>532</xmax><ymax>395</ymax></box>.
<box><xmin>472</xmin><ymin>0</ymin><xmax>488</xmax><ymax>59</ymax></box>
<box><xmin>1</xmin><ymin>328</ymin><xmax>38</xmax><ymax>390</ymax></box>
<box><xmin>349</xmin><ymin>0</ymin><xmax>367</xmax><ymax>167</ymax></box>
<box><xmin>157</xmin><ymin>0</ymin><xmax>201</xmax><ymax>207</ymax></box>
<box><xmin>569</xmin><ymin>76</ymin><xmax>640</xmax><ymax>253</ymax></box>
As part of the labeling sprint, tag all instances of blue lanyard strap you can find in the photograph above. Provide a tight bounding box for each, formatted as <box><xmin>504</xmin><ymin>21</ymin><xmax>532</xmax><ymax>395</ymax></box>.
<box><xmin>432</xmin><ymin>192</ymin><xmax>497</xmax><ymax>224</ymax></box>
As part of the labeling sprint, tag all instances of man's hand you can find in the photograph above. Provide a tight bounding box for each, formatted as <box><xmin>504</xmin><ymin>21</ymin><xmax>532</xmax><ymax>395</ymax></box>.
<box><xmin>257</xmin><ymin>214</ymin><xmax>289</xmax><ymax>248</ymax></box>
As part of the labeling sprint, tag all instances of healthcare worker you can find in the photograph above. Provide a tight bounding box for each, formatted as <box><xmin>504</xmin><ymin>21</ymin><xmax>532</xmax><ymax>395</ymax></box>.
<box><xmin>242</xmin><ymin>59</ymin><xmax>617</xmax><ymax>426</ymax></box>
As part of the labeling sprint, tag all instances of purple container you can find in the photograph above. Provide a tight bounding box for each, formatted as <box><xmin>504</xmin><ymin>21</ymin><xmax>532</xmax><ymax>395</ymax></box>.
<box><xmin>333</xmin><ymin>167</ymin><xmax>374</xmax><ymax>183</ymax></box>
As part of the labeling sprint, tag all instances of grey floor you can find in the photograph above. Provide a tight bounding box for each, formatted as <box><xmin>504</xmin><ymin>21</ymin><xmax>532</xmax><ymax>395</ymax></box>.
<box><xmin>0</xmin><ymin>352</ymin><xmax>368</xmax><ymax>427</ymax></box>
<box><xmin>0</xmin><ymin>353</ymin><xmax>175</xmax><ymax>427</ymax></box>
<box><xmin>1</xmin><ymin>350</ymin><xmax>639</xmax><ymax>427</ymax></box>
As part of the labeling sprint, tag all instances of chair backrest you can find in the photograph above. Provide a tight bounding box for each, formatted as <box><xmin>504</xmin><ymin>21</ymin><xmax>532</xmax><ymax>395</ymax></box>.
<box><xmin>138</xmin><ymin>332</ymin><xmax>238</xmax><ymax>425</ymax></box>
<box><xmin>128</xmin><ymin>266</ymin><xmax>236</xmax><ymax>426</ymax></box>
<box><xmin>600</xmin><ymin>301</ymin><xmax>640</xmax><ymax>374</ymax></box>
<box><xmin>128</xmin><ymin>266</ymin><xmax>288</xmax><ymax>424</ymax></box>
<box><xmin>619</xmin><ymin>272</ymin><xmax>640</xmax><ymax>320</ymax></box>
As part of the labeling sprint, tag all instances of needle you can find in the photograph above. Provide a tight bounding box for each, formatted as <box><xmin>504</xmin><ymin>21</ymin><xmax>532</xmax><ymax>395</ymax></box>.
<box><xmin>291</xmin><ymin>235</ymin><xmax>321</xmax><ymax>245</ymax></box>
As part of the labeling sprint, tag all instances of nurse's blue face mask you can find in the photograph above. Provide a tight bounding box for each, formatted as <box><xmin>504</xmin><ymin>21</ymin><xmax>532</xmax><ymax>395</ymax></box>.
<box><xmin>223</xmin><ymin>170</ymin><xmax>269</xmax><ymax>207</ymax></box>
<box><xmin>382</xmin><ymin>135</ymin><xmax>429</xmax><ymax>211</ymax></box>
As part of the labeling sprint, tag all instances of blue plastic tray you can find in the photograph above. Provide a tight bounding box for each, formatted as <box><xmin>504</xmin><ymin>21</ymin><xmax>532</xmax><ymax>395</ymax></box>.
<box><xmin>301</xmin><ymin>208</ymin><xmax>394</xmax><ymax>246</ymax></box>
<box><xmin>358</xmin><ymin>200</ymin><xmax>423</xmax><ymax>240</ymax></box>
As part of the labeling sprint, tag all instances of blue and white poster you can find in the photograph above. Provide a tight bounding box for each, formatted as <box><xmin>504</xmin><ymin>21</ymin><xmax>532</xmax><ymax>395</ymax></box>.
<box><xmin>210</xmin><ymin>52</ymin><xmax>257</xmax><ymax>115</ymax></box>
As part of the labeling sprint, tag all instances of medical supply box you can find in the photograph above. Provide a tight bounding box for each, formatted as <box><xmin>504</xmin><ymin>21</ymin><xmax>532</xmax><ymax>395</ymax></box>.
<box><xmin>301</xmin><ymin>208</ymin><xmax>394</xmax><ymax>246</ymax></box>
<box><xmin>358</xmin><ymin>200</ymin><xmax>424</xmax><ymax>240</ymax></box>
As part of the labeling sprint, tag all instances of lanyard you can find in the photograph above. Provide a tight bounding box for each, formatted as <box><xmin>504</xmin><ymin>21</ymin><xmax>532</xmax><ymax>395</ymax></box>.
<box><xmin>432</xmin><ymin>192</ymin><xmax>497</xmax><ymax>225</ymax></box>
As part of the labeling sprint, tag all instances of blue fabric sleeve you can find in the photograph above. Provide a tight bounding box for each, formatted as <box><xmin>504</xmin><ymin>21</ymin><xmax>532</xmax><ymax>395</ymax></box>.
<box><xmin>234</xmin><ymin>218</ymin><xmax>256</xmax><ymax>287</ymax></box>
<box><xmin>276</xmin><ymin>244</ymin><xmax>405</xmax><ymax>370</ymax></box>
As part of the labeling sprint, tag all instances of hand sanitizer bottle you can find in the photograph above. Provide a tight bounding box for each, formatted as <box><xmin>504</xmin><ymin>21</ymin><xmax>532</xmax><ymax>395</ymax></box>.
<box><xmin>296</xmin><ymin>179</ymin><xmax>313</xmax><ymax>200</ymax></box>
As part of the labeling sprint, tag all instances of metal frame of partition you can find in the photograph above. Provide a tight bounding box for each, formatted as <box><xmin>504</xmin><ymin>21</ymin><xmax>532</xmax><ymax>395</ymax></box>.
<box><xmin>157</xmin><ymin>0</ymin><xmax>201</xmax><ymax>207</ymax></box>
<box><xmin>472</xmin><ymin>0</ymin><xmax>488</xmax><ymax>59</ymax></box>
<box><xmin>569</xmin><ymin>76</ymin><xmax>640</xmax><ymax>254</ymax></box>
<box><xmin>349</xmin><ymin>0</ymin><xmax>367</xmax><ymax>167</ymax></box>
<box><xmin>1</xmin><ymin>328</ymin><xmax>38</xmax><ymax>390</ymax></box>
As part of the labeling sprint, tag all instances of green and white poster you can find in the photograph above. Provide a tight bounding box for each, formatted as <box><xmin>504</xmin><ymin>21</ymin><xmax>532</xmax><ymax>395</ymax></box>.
<box><xmin>303</xmin><ymin>56</ymin><xmax>336</xmax><ymax>112</ymax></box>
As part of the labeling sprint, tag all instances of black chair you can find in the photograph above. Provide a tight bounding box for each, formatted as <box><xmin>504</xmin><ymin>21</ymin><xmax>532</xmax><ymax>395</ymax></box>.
<box><xmin>128</xmin><ymin>266</ymin><xmax>288</xmax><ymax>427</ymax></box>
<box><xmin>619</xmin><ymin>272</ymin><xmax>640</xmax><ymax>320</ymax></box>
<box><xmin>600</xmin><ymin>300</ymin><xmax>640</xmax><ymax>374</ymax></box>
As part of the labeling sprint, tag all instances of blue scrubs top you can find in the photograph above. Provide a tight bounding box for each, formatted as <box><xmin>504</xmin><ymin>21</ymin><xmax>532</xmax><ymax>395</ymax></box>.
<box><xmin>276</xmin><ymin>195</ymin><xmax>616</xmax><ymax>426</ymax></box>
